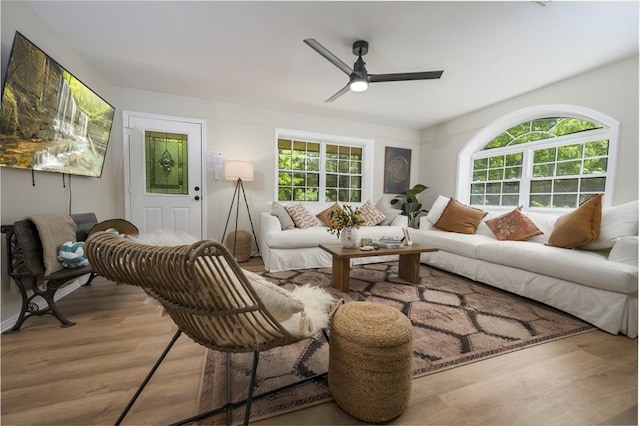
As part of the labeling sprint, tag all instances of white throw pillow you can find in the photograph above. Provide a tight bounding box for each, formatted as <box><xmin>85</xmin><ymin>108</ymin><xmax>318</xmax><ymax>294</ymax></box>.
<box><xmin>426</xmin><ymin>195</ymin><xmax>450</xmax><ymax>224</ymax></box>
<box><xmin>581</xmin><ymin>200</ymin><xmax>639</xmax><ymax>250</ymax></box>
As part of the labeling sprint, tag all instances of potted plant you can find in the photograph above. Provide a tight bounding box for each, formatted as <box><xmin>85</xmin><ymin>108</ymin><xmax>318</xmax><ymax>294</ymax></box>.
<box><xmin>391</xmin><ymin>184</ymin><xmax>429</xmax><ymax>228</ymax></box>
<box><xmin>327</xmin><ymin>205</ymin><xmax>365</xmax><ymax>248</ymax></box>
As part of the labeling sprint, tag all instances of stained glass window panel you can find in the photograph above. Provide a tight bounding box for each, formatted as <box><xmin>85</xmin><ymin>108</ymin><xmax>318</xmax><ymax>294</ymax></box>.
<box><xmin>145</xmin><ymin>131</ymin><xmax>188</xmax><ymax>195</ymax></box>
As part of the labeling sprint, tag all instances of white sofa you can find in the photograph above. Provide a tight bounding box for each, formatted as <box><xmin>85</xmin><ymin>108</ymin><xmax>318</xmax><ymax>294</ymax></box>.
<box><xmin>260</xmin><ymin>202</ymin><xmax>408</xmax><ymax>272</ymax></box>
<box><xmin>409</xmin><ymin>199</ymin><xmax>639</xmax><ymax>337</ymax></box>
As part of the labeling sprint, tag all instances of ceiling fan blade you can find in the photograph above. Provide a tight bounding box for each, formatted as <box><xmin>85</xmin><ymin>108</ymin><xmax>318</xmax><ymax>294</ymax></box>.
<box><xmin>369</xmin><ymin>70</ymin><xmax>444</xmax><ymax>83</ymax></box>
<box><xmin>304</xmin><ymin>38</ymin><xmax>354</xmax><ymax>77</ymax></box>
<box><xmin>325</xmin><ymin>83</ymin><xmax>351</xmax><ymax>103</ymax></box>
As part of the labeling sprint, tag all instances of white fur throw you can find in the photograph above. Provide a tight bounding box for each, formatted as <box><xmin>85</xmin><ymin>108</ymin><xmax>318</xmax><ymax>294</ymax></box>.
<box><xmin>130</xmin><ymin>229</ymin><xmax>199</xmax><ymax>246</ymax></box>
<box><xmin>279</xmin><ymin>284</ymin><xmax>335</xmax><ymax>336</ymax></box>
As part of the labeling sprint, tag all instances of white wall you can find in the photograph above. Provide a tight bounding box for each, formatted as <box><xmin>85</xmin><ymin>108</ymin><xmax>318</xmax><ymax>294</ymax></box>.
<box><xmin>114</xmin><ymin>88</ymin><xmax>422</xmax><ymax>244</ymax></box>
<box><xmin>419</xmin><ymin>55</ymin><xmax>639</xmax><ymax>209</ymax></box>
<box><xmin>1</xmin><ymin>1</ymin><xmax>121</xmax><ymax>321</ymax></box>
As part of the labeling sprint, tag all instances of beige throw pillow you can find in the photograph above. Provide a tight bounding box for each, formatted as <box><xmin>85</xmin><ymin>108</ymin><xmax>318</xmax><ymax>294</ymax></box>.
<box><xmin>242</xmin><ymin>269</ymin><xmax>304</xmax><ymax>321</ymax></box>
<box><xmin>547</xmin><ymin>194</ymin><xmax>603</xmax><ymax>248</ymax></box>
<box><xmin>271</xmin><ymin>202</ymin><xmax>295</xmax><ymax>230</ymax></box>
<box><xmin>434</xmin><ymin>198</ymin><xmax>488</xmax><ymax>234</ymax></box>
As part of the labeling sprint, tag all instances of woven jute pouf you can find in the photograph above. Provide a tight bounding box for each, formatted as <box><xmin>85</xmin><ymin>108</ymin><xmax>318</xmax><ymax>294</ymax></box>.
<box><xmin>225</xmin><ymin>230</ymin><xmax>251</xmax><ymax>262</ymax></box>
<box><xmin>329</xmin><ymin>301</ymin><xmax>413</xmax><ymax>423</ymax></box>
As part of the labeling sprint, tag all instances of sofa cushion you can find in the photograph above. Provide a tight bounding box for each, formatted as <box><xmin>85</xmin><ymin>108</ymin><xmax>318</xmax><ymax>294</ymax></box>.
<box><xmin>271</xmin><ymin>202</ymin><xmax>295</xmax><ymax>230</ymax></box>
<box><xmin>581</xmin><ymin>200</ymin><xmax>639</xmax><ymax>250</ymax></box>
<box><xmin>316</xmin><ymin>203</ymin><xmax>342</xmax><ymax>227</ymax></box>
<box><xmin>485</xmin><ymin>207</ymin><xmax>543</xmax><ymax>241</ymax></box>
<box><xmin>375</xmin><ymin>198</ymin><xmax>401</xmax><ymax>226</ymax></box>
<box><xmin>476</xmin><ymin>239</ymin><xmax>637</xmax><ymax>294</ymax></box>
<box><xmin>608</xmin><ymin>236</ymin><xmax>638</xmax><ymax>266</ymax></box>
<box><xmin>523</xmin><ymin>212</ymin><xmax>558</xmax><ymax>244</ymax></box>
<box><xmin>359</xmin><ymin>200</ymin><xmax>386</xmax><ymax>226</ymax></box>
<box><xmin>285</xmin><ymin>204</ymin><xmax>318</xmax><ymax>229</ymax></box>
<box><xmin>410</xmin><ymin>227</ymin><xmax>493</xmax><ymax>258</ymax></box>
<box><xmin>547</xmin><ymin>194</ymin><xmax>603</xmax><ymax>248</ymax></box>
<box><xmin>426</xmin><ymin>195</ymin><xmax>450</xmax><ymax>224</ymax></box>
<box><xmin>434</xmin><ymin>198</ymin><xmax>487</xmax><ymax>234</ymax></box>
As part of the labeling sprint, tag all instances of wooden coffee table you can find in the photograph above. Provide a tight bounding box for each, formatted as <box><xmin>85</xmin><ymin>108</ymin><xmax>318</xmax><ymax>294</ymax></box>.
<box><xmin>319</xmin><ymin>243</ymin><xmax>438</xmax><ymax>292</ymax></box>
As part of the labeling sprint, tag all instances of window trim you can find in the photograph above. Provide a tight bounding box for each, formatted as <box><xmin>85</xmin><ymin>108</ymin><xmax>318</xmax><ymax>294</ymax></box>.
<box><xmin>274</xmin><ymin>128</ymin><xmax>374</xmax><ymax>204</ymax></box>
<box><xmin>456</xmin><ymin>105</ymin><xmax>619</xmax><ymax>210</ymax></box>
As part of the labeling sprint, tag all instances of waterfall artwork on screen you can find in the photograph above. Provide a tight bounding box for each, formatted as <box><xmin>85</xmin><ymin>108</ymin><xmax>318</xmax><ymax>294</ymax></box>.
<box><xmin>0</xmin><ymin>32</ymin><xmax>115</xmax><ymax>178</ymax></box>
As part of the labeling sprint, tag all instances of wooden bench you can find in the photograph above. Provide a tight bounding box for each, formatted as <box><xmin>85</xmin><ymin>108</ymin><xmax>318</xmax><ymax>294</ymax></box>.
<box><xmin>1</xmin><ymin>213</ymin><xmax>100</xmax><ymax>333</ymax></box>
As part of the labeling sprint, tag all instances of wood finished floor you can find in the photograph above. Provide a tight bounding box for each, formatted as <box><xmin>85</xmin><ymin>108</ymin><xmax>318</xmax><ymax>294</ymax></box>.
<box><xmin>1</xmin><ymin>257</ymin><xmax>637</xmax><ymax>425</ymax></box>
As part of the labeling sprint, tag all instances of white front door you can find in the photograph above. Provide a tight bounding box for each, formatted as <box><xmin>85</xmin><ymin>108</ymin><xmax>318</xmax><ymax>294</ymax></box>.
<box><xmin>124</xmin><ymin>112</ymin><xmax>204</xmax><ymax>238</ymax></box>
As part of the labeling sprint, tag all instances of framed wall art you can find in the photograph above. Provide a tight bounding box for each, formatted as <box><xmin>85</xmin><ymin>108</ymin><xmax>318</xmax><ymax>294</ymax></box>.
<box><xmin>384</xmin><ymin>147</ymin><xmax>411</xmax><ymax>193</ymax></box>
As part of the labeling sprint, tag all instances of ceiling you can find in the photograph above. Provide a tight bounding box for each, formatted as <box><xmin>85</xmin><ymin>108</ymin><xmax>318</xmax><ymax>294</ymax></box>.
<box><xmin>25</xmin><ymin>1</ymin><xmax>639</xmax><ymax>130</ymax></box>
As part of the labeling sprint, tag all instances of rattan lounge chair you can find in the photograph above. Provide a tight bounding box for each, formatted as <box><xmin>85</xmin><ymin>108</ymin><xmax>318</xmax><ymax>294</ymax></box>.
<box><xmin>84</xmin><ymin>231</ymin><xmax>335</xmax><ymax>426</ymax></box>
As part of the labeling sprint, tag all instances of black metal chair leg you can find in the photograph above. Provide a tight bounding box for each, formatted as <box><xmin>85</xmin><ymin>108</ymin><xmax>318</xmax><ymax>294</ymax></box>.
<box><xmin>115</xmin><ymin>329</ymin><xmax>182</xmax><ymax>426</ymax></box>
<box><xmin>243</xmin><ymin>350</ymin><xmax>260</xmax><ymax>426</ymax></box>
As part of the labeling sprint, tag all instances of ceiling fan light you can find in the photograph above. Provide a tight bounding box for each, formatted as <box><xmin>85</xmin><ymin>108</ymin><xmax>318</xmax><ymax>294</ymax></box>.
<box><xmin>350</xmin><ymin>79</ymin><xmax>368</xmax><ymax>92</ymax></box>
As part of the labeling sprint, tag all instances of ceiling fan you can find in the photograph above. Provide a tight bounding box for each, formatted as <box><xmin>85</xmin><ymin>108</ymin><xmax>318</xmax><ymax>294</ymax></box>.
<box><xmin>304</xmin><ymin>38</ymin><xmax>444</xmax><ymax>102</ymax></box>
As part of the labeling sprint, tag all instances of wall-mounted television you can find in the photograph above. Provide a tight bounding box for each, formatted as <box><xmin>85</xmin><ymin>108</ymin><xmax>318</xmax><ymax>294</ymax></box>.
<box><xmin>0</xmin><ymin>31</ymin><xmax>115</xmax><ymax>178</ymax></box>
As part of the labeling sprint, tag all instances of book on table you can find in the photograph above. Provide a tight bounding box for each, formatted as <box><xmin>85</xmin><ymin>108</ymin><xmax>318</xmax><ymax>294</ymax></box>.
<box><xmin>373</xmin><ymin>236</ymin><xmax>404</xmax><ymax>248</ymax></box>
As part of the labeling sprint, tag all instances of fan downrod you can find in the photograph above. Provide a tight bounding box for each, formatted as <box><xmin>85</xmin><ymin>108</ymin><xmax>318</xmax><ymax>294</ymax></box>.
<box><xmin>352</xmin><ymin>40</ymin><xmax>368</xmax><ymax>56</ymax></box>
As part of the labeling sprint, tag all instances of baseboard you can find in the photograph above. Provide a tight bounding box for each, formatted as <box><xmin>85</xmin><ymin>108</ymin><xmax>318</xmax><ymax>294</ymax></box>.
<box><xmin>0</xmin><ymin>276</ymin><xmax>88</xmax><ymax>333</ymax></box>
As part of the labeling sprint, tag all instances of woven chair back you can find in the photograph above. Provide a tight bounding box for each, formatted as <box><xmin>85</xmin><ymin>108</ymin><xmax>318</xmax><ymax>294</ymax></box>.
<box><xmin>85</xmin><ymin>232</ymin><xmax>298</xmax><ymax>352</ymax></box>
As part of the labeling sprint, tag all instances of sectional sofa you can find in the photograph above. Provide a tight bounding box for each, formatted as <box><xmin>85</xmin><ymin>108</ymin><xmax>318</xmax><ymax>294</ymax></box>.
<box><xmin>409</xmin><ymin>196</ymin><xmax>638</xmax><ymax>337</ymax></box>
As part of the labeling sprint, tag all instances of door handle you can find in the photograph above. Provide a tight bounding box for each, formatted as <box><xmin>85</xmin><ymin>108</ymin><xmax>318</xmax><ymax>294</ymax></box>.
<box><xmin>194</xmin><ymin>196</ymin><xmax>200</xmax><ymax>201</ymax></box>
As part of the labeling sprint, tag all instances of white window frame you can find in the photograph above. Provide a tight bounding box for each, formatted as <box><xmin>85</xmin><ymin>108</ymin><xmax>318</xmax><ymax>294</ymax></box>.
<box><xmin>274</xmin><ymin>128</ymin><xmax>374</xmax><ymax>204</ymax></box>
<box><xmin>456</xmin><ymin>105</ymin><xmax>619</xmax><ymax>211</ymax></box>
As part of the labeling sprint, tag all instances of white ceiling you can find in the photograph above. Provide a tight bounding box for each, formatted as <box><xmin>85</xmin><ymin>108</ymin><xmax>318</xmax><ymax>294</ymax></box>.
<box><xmin>25</xmin><ymin>1</ymin><xmax>639</xmax><ymax>130</ymax></box>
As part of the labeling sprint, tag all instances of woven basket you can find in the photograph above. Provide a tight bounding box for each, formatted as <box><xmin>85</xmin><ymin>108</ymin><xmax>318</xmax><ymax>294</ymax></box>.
<box><xmin>225</xmin><ymin>230</ymin><xmax>251</xmax><ymax>262</ymax></box>
<box><xmin>329</xmin><ymin>301</ymin><xmax>413</xmax><ymax>423</ymax></box>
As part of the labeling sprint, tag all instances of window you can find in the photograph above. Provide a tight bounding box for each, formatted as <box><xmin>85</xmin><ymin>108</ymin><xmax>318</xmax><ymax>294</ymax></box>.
<box><xmin>458</xmin><ymin>106</ymin><xmax>618</xmax><ymax>210</ymax></box>
<box><xmin>275</xmin><ymin>129</ymin><xmax>373</xmax><ymax>203</ymax></box>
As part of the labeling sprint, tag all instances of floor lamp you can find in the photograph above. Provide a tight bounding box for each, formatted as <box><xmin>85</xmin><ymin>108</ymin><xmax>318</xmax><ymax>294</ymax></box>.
<box><xmin>221</xmin><ymin>161</ymin><xmax>260</xmax><ymax>259</ymax></box>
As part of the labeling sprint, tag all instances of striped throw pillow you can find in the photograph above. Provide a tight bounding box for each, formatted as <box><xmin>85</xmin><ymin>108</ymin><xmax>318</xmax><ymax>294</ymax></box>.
<box><xmin>58</xmin><ymin>241</ymin><xmax>90</xmax><ymax>268</ymax></box>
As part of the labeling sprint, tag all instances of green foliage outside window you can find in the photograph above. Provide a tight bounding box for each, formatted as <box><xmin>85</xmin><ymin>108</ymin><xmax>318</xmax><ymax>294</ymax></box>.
<box><xmin>471</xmin><ymin>114</ymin><xmax>608</xmax><ymax>209</ymax></box>
<box><xmin>277</xmin><ymin>138</ymin><xmax>363</xmax><ymax>203</ymax></box>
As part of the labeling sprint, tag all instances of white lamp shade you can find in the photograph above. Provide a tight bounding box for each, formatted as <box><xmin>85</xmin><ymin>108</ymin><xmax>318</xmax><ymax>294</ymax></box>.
<box><xmin>224</xmin><ymin>161</ymin><xmax>254</xmax><ymax>181</ymax></box>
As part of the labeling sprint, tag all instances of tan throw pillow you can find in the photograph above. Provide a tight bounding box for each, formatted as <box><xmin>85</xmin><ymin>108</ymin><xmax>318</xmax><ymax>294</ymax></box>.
<box><xmin>27</xmin><ymin>214</ymin><xmax>77</xmax><ymax>276</ymax></box>
<box><xmin>359</xmin><ymin>200</ymin><xmax>386</xmax><ymax>226</ymax></box>
<box><xmin>547</xmin><ymin>194</ymin><xmax>603</xmax><ymax>248</ymax></box>
<box><xmin>485</xmin><ymin>207</ymin><xmax>543</xmax><ymax>241</ymax></box>
<box><xmin>434</xmin><ymin>198</ymin><xmax>488</xmax><ymax>234</ymax></box>
<box><xmin>316</xmin><ymin>203</ymin><xmax>343</xmax><ymax>227</ymax></box>
<box><xmin>284</xmin><ymin>204</ymin><xmax>317</xmax><ymax>229</ymax></box>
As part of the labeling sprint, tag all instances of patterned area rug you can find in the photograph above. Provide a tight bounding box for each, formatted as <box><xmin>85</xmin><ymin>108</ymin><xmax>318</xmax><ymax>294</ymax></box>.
<box><xmin>196</xmin><ymin>262</ymin><xmax>594</xmax><ymax>424</ymax></box>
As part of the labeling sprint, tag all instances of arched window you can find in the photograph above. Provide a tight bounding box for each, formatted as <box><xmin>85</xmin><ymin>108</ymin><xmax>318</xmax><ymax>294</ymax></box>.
<box><xmin>457</xmin><ymin>105</ymin><xmax>619</xmax><ymax>210</ymax></box>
